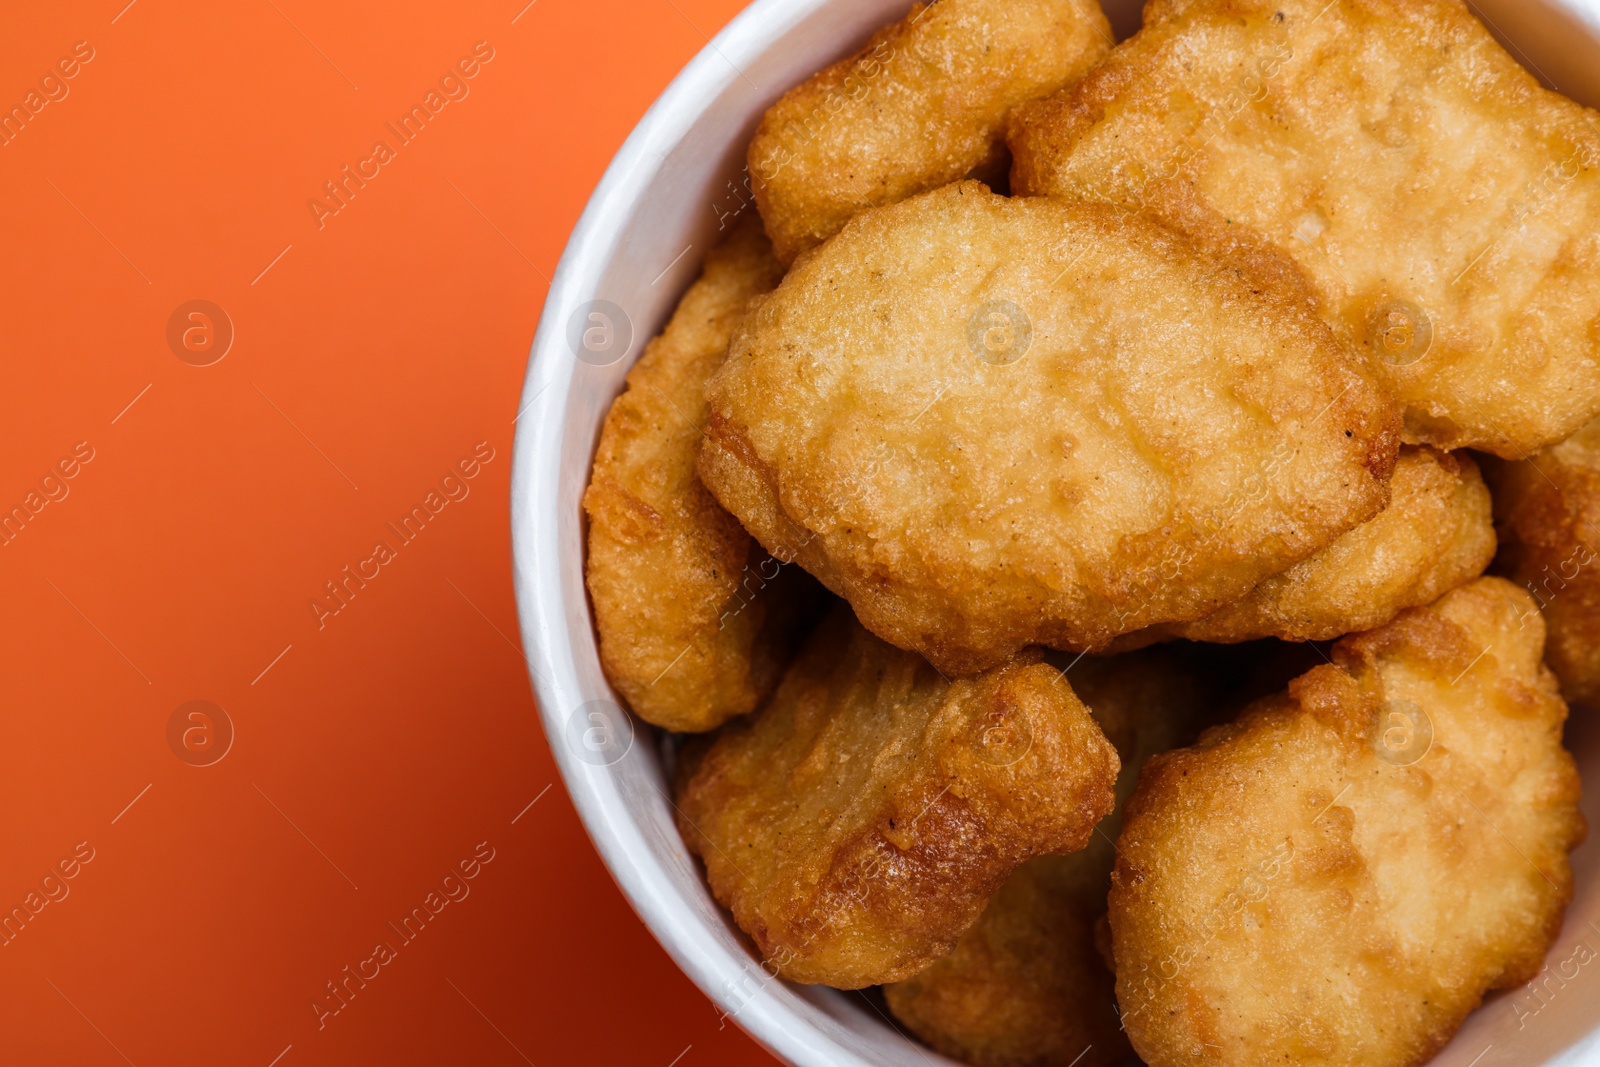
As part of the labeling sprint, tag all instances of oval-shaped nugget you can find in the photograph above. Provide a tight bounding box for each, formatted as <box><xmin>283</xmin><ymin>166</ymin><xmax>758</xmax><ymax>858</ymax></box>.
<box><xmin>749</xmin><ymin>0</ymin><xmax>1111</xmax><ymax>264</ymax></box>
<box><xmin>1109</xmin><ymin>577</ymin><xmax>1585</xmax><ymax>1067</ymax></box>
<box><xmin>583</xmin><ymin>216</ymin><xmax>820</xmax><ymax>732</ymax></box>
<box><xmin>1485</xmin><ymin>415</ymin><xmax>1600</xmax><ymax>706</ymax></box>
<box><xmin>675</xmin><ymin>604</ymin><xmax>1119</xmax><ymax>989</ymax></box>
<box><xmin>1118</xmin><ymin>446</ymin><xmax>1496</xmax><ymax>648</ymax></box>
<box><xmin>700</xmin><ymin>183</ymin><xmax>1400</xmax><ymax>676</ymax></box>
<box><xmin>885</xmin><ymin>647</ymin><xmax>1221</xmax><ymax>1067</ymax></box>
<box><xmin>1010</xmin><ymin>0</ymin><xmax>1600</xmax><ymax>457</ymax></box>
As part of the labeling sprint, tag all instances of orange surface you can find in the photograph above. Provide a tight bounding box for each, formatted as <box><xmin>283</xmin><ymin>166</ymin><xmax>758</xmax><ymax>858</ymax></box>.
<box><xmin>0</xmin><ymin>1</ymin><xmax>780</xmax><ymax>1063</ymax></box>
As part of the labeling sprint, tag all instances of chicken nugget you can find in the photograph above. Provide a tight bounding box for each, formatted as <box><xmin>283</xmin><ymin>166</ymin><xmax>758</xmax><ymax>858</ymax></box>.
<box><xmin>1009</xmin><ymin>0</ymin><xmax>1600</xmax><ymax>458</ymax></box>
<box><xmin>699</xmin><ymin>182</ymin><xmax>1400</xmax><ymax>676</ymax></box>
<box><xmin>1484</xmin><ymin>416</ymin><xmax>1600</xmax><ymax>706</ymax></box>
<box><xmin>583</xmin><ymin>216</ymin><xmax>819</xmax><ymax>732</ymax></box>
<box><xmin>1108</xmin><ymin>577</ymin><xmax>1585</xmax><ymax>1067</ymax></box>
<box><xmin>885</xmin><ymin>647</ymin><xmax>1218</xmax><ymax>1067</ymax></box>
<box><xmin>674</xmin><ymin>604</ymin><xmax>1119</xmax><ymax>988</ymax></box>
<box><xmin>749</xmin><ymin>0</ymin><xmax>1111</xmax><ymax>265</ymax></box>
<box><xmin>1120</xmin><ymin>447</ymin><xmax>1495</xmax><ymax>647</ymax></box>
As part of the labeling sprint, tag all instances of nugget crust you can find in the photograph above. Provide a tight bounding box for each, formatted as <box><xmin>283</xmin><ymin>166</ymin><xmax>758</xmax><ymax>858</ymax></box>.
<box><xmin>675</xmin><ymin>606</ymin><xmax>1119</xmax><ymax>988</ymax></box>
<box><xmin>885</xmin><ymin>648</ymin><xmax>1216</xmax><ymax>1067</ymax></box>
<box><xmin>1485</xmin><ymin>416</ymin><xmax>1600</xmax><ymax>706</ymax></box>
<box><xmin>1009</xmin><ymin>0</ymin><xmax>1600</xmax><ymax>457</ymax></box>
<box><xmin>749</xmin><ymin>0</ymin><xmax>1111</xmax><ymax>264</ymax></box>
<box><xmin>700</xmin><ymin>183</ymin><xmax>1400</xmax><ymax>676</ymax></box>
<box><xmin>1109</xmin><ymin>578</ymin><xmax>1585</xmax><ymax>1067</ymax></box>
<box><xmin>582</xmin><ymin>217</ymin><xmax>802</xmax><ymax>732</ymax></box>
<box><xmin>1129</xmin><ymin>447</ymin><xmax>1495</xmax><ymax>646</ymax></box>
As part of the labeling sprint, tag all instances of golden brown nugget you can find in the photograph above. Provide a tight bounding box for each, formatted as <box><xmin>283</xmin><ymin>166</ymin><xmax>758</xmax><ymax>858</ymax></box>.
<box><xmin>1121</xmin><ymin>447</ymin><xmax>1495</xmax><ymax>647</ymax></box>
<box><xmin>675</xmin><ymin>605</ymin><xmax>1119</xmax><ymax>988</ymax></box>
<box><xmin>1009</xmin><ymin>0</ymin><xmax>1600</xmax><ymax>458</ymax></box>
<box><xmin>1108</xmin><ymin>578</ymin><xmax>1585</xmax><ymax>1067</ymax></box>
<box><xmin>748</xmin><ymin>0</ymin><xmax>1111</xmax><ymax>265</ymax></box>
<box><xmin>583</xmin><ymin>216</ymin><xmax>809</xmax><ymax>733</ymax></box>
<box><xmin>886</xmin><ymin>648</ymin><xmax>1217</xmax><ymax>1067</ymax></box>
<box><xmin>699</xmin><ymin>183</ymin><xmax>1400</xmax><ymax>676</ymax></box>
<box><xmin>1485</xmin><ymin>416</ymin><xmax>1600</xmax><ymax>706</ymax></box>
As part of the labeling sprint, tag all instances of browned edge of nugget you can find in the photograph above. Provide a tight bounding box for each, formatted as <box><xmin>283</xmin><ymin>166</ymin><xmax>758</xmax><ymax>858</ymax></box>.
<box><xmin>749</xmin><ymin>0</ymin><xmax>1112</xmax><ymax>264</ymax></box>
<box><xmin>1114</xmin><ymin>446</ymin><xmax>1496</xmax><ymax>648</ymax></box>
<box><xmin>582</xmin><ymin>215</ymin><xmax>820</xmax><ymax>732</ymax></box>
<box><xmin>1484</xmin><ymin>415</ymin><xmax>1600</xmax><ymax>706</ymax></box>
<box><xmin>674</xmin><ymin>604</ymin><xmax>1119</xmax><ymax>988</ymax></box>
<box><xmin>884</xmin><ymin>646</ymin><xmax>1222</xmax><ymax>1067</ymax></box>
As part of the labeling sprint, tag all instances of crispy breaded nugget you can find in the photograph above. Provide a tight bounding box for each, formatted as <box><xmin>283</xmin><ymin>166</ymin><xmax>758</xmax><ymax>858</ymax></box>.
<box><xmin>1484</xmin><ymin>416</ymin><xmax>1600</xmax><ymax>706</ymax></box>
<box><xmin>1119</xmin><ymin>447</ymin><xmax>1495</xmax><ymax>647</ymax></box>
<box><xmin>583</xmin><ymin>216</ymin><xmax>816</xmax><ymax>732</ymax></box>
<box><xmin>699</xmin><ymin>183</ymin><xmax>1400</xmax><ymax>676</ymax></box>
<box><xmin>1009</xmin><ymin>0</ymin><xmax>1600</xmax><ymax>458</ymax></box>
<box><xmin>885</xmin><ymin>648</ymin><xmax>1217</xmax><ymax>1067</ymax></box>
<box><xmin>885</xmin><ymin>856</ymin><xmax>1127</xmax><ymax>1067</ymax></box>
<box><xmin>675</xmin><ymin>604</ymin><xmax>1119</xmax><ymax>988</ymax></box>
<box><xmin>1108</xmin><ymin>578</ymin><xmax>1585</xmax><ymax>1067</ymax></box>
<box><xmin>748</xmin><ymin>0</ymin><xmax>1111</xmax><ymax>265</ymax></box>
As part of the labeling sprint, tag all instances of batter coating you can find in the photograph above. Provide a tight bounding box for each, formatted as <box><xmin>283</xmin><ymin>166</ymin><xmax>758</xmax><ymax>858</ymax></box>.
<box><xmin>1120</xmin><ymin>447</ymin><xmax>1495</xmax><ymax>648</ymax></box>
<box><xmin>1010</xmin><ymin>0</ymin><xmax>1600</xmax><ymax>457</ymax></box>
<box><xmin>700</xmin><ymin>183</ymin><xmax>1399</xmax><ymax>675</ymax></box>
<box><xmin>675</xmin><ymin>604</ymin><xmax>1119</xmax><ymax>988</ymax></box>
<box><xmin>1485</xmin><ymin>415</ymin><xmax>1600</xmax><ymax>706</ymax></box>
<box><xmin>1109</xmin><ymin>578</ymin><xmax>1585</xmax><ymax>1067</ymax></box>
<box><xmin>583</xmin><ymin>217</ymin><xmax>817</xmax><ymax>732</ymax></box>
<box><xmin>885</xmin><ymin>647</ymin><xmax>1217</xmax><ymax>1067</ymax></box>
<box><xmin>750</xmin><ymin>0</ymin><xmax>1111</xmax><ymax>264</ymax></box>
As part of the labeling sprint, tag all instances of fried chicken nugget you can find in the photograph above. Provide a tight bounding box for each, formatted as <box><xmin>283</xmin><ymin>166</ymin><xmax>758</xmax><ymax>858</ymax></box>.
<box><xmin>583</xmin><ymin>216</ymin><xmax>818</xmax><ymax>732</ymax></box>
<box><xmin>1009</xmin><ymin>0</ymin><xmax>1600</xmax><ymax>458</ymax></box>
<box><xmin>885</xmin><ymin>647</ymin><xmax>1217</xmax><ymax>1067</ymax></box>
<box><xmin>1119</xmin><ymin>447</ymin><xmax>1495</xmax><ymax>648</ymax></box>
<box><xmin>748</xmin><ymin>0</ymin><xmax>1111</xmax><ymax>265</ymax></box>
<box><xmin>1484</xmin><ymin>416</ymin><xmax>1600</xmax><ymax>706</ymax></box>
<box><xmin>1108</xmin><ymin>577</ymin><xmax>1586</xmax><ymax>1067</ymax></box>
<box><xmin>699</xmin><ymin>182</ymin><xmax>1400</xmax><ymax>677</ymax></box>
<box><xmin>674</xmin><ymin>604</ymin><xmax>1120</xmax><ymax>988</ymax></box>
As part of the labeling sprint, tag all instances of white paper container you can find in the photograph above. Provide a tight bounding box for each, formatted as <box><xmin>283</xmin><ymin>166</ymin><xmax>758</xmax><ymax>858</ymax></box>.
<box><xmin>510</xmin><ymin>1</ymin><xmax>1600</xmax><ymax>1062</ymax></box>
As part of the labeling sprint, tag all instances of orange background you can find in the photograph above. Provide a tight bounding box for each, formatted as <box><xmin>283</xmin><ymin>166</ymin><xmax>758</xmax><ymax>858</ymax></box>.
<box><xmin>0</xmin><ymin>0</ymin><xmax>779</xmax><ymax>1063</ymax></box>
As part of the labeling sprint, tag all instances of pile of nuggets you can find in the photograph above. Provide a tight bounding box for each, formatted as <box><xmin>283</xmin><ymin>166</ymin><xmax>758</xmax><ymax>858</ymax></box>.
<box><xmin>582</xmin><ymin>0</ymin><xmax>1600</xmax><ymax>1063</ymax></box>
